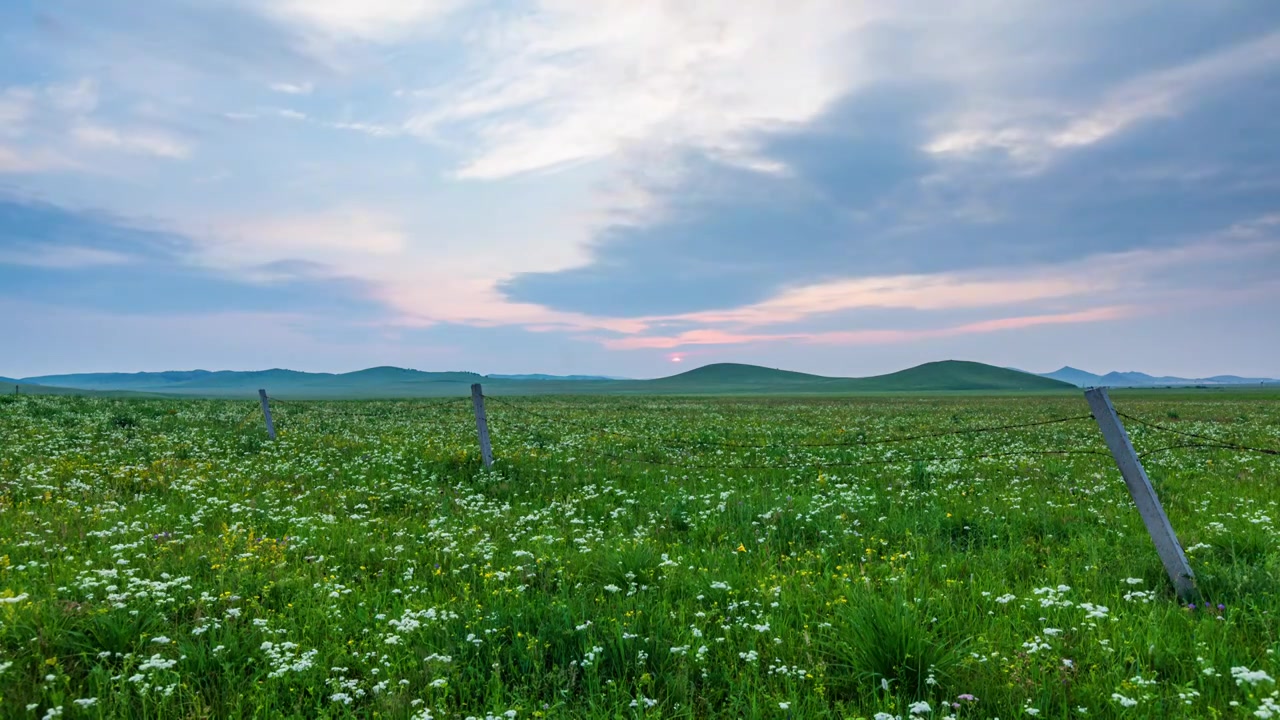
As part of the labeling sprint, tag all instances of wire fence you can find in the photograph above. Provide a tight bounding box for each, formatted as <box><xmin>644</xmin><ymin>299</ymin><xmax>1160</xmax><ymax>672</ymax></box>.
<box><xmin>230</xmin><ymin>388</ymin><xmax>1280</xmax><ymax>604</ymax></box>
<box><xmin>1116</xmin><ymin>411</ymin><xmax>1280</xmax><ymax>458</ymax></box>
<box><xmin>244</xmin><ymin>390</ymin><xmax>1279</xmax><ymax>474</ymax></box>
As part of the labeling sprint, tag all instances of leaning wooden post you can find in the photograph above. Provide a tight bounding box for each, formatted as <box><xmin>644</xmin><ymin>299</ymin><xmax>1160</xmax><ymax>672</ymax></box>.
<box><xmin>258</xmin><ymin>388</ymin><xmax>277</xmax><ymax>441</ymax></box>
<box><xmin>471</xmin><ymin>383</ymin><xmax>494</xmax><ymax>468</ymax></box>
<box><xmin>1085</xmin><ymin>387</ymin><xmax>1198</xmax><ymax>602</ymax></box>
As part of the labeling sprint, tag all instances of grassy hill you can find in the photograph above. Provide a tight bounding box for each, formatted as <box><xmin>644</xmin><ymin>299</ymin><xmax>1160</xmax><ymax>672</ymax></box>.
<box><xmin>642</xmin><ymin>363</ymin><xmax>838</xmax><ymax>390</ymax></box>
<box><xmin>633</xmin><ymin>360</ymin><xmax>1070</xmax><ymax>394</ymax></box>
<box><xmin>17</xmin><ymin>360</ymin><xmax>1074</xmax><ymax>398</ymax></box>
<box><xmin>858</xmin><ymin>360</ymin><xmax>1072</xmax><ymax>391</ymax></box>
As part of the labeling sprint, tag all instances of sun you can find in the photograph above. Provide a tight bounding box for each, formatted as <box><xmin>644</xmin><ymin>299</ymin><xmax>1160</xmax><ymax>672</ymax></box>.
<box><xmin>670</xmin><ymin>356</ymin><xmax>683</xmax><ymax>363</ymax></box>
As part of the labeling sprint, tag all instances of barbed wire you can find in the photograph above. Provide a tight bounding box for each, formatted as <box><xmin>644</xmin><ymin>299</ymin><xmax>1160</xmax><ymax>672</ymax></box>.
<box><xmin>232</xmin><ymin>392</ymin><xmax>1277</xmax><ymax>470</ymax></box>
<box><xmin>486</xmin><ymin>394</ymin><xmax>1094</xmax><ymax>451</ymax></box>
<box><xmin>265</xmin><ymin>395</ymin><xmax>472</xmax><ymax>421</ymax></box>
<box><xmin>1117</xmin><ymin>411</ymin><xmax>1279</xmax><ymax>457</ymax></box>
<box><xmin>1138</xmin><ymin>441</ymin><xmax>1280</xmax><ymax>460</ymax></box>
<box><xmin>266</xmin><ymin>395</ymin><xmax>470</xmax><ymax>408</ymax></box>
<box><xmin>232</xmin><ymin>406</ymin><xmax>265</xmax><ymax>431</ymax></box>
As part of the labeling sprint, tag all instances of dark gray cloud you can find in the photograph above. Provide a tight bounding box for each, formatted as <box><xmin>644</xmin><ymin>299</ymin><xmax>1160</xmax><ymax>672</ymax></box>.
<box><xmin>0</xmin><ymin>196</ymin><xmax>383</xmax><ymax>316</ymax></box>
<box><xmin>501</xmin><ymin>84</ymin><xmax>945</xmax><ymax>316</ymax></box>
<box><xmin>502</xmin><ymin>15</ymin><xmax>1280</xmax><ymax>318</ymax></box>
<box><xmin>14</xmin><ymin>0</ymin><xmax>318</xmax><ymax>82</ymax></box>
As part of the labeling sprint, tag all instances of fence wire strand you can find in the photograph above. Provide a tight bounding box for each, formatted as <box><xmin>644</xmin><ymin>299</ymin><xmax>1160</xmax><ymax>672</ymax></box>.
<box><xmin>481</xmin><ymin>395</ymin><xmax>1109</xmax><ymax>472</ymax></box>
<box><xmin>236</xmin><ymin>391</ymin><xmax>1277</xmax><ymax>471</ymax></box>
<box><xmin>1117</xmin><ymin>411</ymin><xmax>1279</xmax><ymax>457</ymax></box>
<box><xmin>265</xmin><ymin>395</ymin><xmax>472</xmax><ymax>421</ymax></box>
<box><xmin>485</xmin><ymin>395</ymin><xmax>1095</xmax><ymax>451</ymax></box>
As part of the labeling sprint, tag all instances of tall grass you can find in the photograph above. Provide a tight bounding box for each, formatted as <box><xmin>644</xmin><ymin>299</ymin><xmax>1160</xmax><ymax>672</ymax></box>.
<box><xmin>0</xmin><ymin>393</ymin><xmax>1277</xmax><ymax>717</ymax></box>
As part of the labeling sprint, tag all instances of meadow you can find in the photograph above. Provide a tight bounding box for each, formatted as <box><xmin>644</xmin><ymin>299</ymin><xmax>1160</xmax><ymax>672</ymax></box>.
<box><xmin>1</xmin><ymin>391</ymin><xmax>1278</xmax><ymax>719</ymax></box>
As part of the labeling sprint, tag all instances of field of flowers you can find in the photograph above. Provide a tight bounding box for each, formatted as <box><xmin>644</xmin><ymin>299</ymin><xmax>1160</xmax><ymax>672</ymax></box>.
<box><xmin>1</xmin><ymin>391</ymin><xmax>1279</xmax><ymax>719</ymax></box>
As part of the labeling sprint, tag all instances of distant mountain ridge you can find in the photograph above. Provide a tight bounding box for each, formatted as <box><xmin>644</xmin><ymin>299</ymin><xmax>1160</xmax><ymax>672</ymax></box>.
<box><xmin>18</xmin><ymin>367</ymin><xmax>483</xmax><ymax>391</ymax></box>
<box><xmin>1041</xmin><ymin>366</ymin><xmax>1280</xmax><ymax>387</ymax></box>
<box><xmin>487</xmin><ymin>374</ymin><xmax>627</xmax><ymax>381</ymax></box>
<box><xmin>10</xmin><ymin>360</ymin><xmax>1072</xmax><ymax>398</ymax></box>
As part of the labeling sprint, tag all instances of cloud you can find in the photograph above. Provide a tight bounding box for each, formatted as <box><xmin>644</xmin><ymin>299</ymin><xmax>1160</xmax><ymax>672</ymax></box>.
<box><xmin>677</xmin><ymin>274</ymin><xmax>1101</xmax><ymax>327</ymax></box>
<box><xmin>603</xmin><ymin>307</ymin><xmax>1132</xmax><ymax>350</ymax></box>
<box><xmin>495</xmin><ymin>87</ymin><xmax>948</xmax><ymax>316</ymax></box>
<box><xmin>0</xmin><ymin>145</ymin><xmax>79</xmax><ymax>173</ymax></box>
<box><xmin>0</xmin><ymin>197</ymin><xmax>383</xmax><ymax>317</ymax></box>
<box><xmin>926</xmin><ymin>30</ymin><xmax>1280</xmax><ymax>165</ymax></box>
<box><xmin>500</xmin><ymin>25</ymin><xmax>1280</xmax><ymax>319</ymax></box>
<box><xmin>269</xmin><ymin>81</ymin><xmax>314</xmax><ymax>95</ymax></box>
<box><xmin>406</xmin><ymin>0</ymin><xmax>875</xmax><ymax>179</ymax></box>
<box><xmin>218</xmin><ymin>105</ymin><xmax>404</xmax><ymax>138</ymax></box>
<box><xmin>261</xmin><ymin>0</ymin><xmax>464</xmax><ymax>43</ymax></box>
<box><xmin>0</xmin><ymin>88</ymin><xmax>35</xmax><ymax>136</ymax></box>
<box><xmin>202</xmin><ymin>207</ymin><xmax>407</xmax><ymax>277</ymax></box>
<box><xmin>2</xmin><ymin>1</ymin><xmax>1278</xmax><ymax>378</ymax></box>
<box><xmin>71</xmin><ymin>122</ymin><xmax>191</xmax><ymax>159</ymax></box>
<box><xmin>0</xmin><ymin>244</ymin><xmax>132</xmax><ymax>269</ymax></box>
<box><xmin>0</xmin><ymin>77</ymin><xmax>194</xmax><ymax>171</ymax></box>
<box><xmin>45</xmin><ymin>78</ymin><xmax>99</xmax><ymax>114</ymax></box>
<box><xmin>0</xmin><ymin>196</ymin><xmax>184</xmax><ymax>258</ymax></box>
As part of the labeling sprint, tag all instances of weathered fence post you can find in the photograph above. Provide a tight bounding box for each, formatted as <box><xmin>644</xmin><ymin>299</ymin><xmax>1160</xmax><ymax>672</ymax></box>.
<box><xmin>1085</xmin><ymin>387</ymin><xmax>1198</xmax><ymax>602</ymax></box>
<box><xmin>258</xmin><ymin>388</ymin><xmax>277</xmax><ymax>441</ymax></box>
<box><xmin>471</xmin><ymin>383</ymin><xmax>494</xmax><ymax>468</ymax></box>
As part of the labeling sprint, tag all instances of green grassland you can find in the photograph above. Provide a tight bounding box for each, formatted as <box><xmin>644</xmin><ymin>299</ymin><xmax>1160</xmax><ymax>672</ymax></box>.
<box><xmin>1</xmin><ymin>391</ymin><xmax>1279</xmax><ymax>718</ymax></box>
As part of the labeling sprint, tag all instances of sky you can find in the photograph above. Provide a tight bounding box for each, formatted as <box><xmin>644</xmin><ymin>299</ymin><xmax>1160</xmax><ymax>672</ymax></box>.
<box><xmin>1</xmin><ymin>1</ymin><xmax>1278</xmax><ymax>380</ymax></box>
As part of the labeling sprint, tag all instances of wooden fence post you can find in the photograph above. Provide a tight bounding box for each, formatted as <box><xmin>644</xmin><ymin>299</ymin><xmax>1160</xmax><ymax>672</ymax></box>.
<box><xmin>471</xmin><ymin>383</ymin><xmax>493</xmax><ymax>468</ymax></box>
<box><xmin>1085</xmin><ymin>387</ymin><xmax>1198</xmax><ymax>602</ymax></box>
<box><xmin>258</xmin><ymin>388</ymin><xmax>277</xmax><ymax>441</ymax></box>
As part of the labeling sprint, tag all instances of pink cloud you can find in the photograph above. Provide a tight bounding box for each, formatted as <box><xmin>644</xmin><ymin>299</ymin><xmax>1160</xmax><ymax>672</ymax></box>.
<box><xmin>602</xmin><ymin>306</ymin><xmax>1131</xmax><ymax>350</ymax></box>
<box><xmin>668</xmin><ymin>274</ymin><xmax>1104</xmax><ymax>327</ymax></box>
<box><xmin>604</xmin><ymin>328</ymin><xmax>790</xmax><ymax>350</ymax></box>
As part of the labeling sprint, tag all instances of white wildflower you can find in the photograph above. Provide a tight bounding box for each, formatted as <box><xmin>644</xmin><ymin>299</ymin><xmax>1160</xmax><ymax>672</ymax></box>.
<box><xmin>1233</xmin><ymin>667</ymin><xmax>1276</xmax><ymax>686</ymax></box>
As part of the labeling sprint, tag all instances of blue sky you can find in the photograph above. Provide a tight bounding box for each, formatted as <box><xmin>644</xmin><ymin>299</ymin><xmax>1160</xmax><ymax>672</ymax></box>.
<box><xmin>1</xmin><ymin>1</ymin><xmax>1278</xmax><ymax>379</ymax></box>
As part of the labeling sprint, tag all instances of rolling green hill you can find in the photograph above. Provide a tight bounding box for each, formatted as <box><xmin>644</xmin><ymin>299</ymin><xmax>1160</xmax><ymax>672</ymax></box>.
<box><xmin>635</xmin><ymin>360</ymin><xmax>1072</xmax><ymax>394</ymax></box>
<box><xmin>641</xmin><ymin>363</ymin><xmax>837</xmax><ymax>390</ymax></box>
<box><xmin>17</xmin><ymin>360</ymin><xmax>1071</xmax><ymax>397</ymax></box>
<box><xmin>857</xmin><ymin>360</ymin><xmax>1073</xmax><ymax>391</ymax></box>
